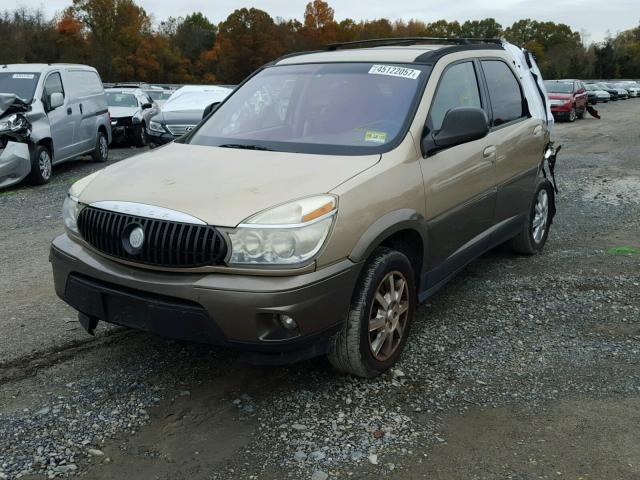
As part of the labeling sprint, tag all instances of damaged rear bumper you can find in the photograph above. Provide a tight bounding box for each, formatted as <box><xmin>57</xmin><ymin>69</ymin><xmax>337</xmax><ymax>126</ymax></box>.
<box><xmin>0</xmin><ymin>141</ymin><xmax>31</xmax><ymax>189</ymax></box>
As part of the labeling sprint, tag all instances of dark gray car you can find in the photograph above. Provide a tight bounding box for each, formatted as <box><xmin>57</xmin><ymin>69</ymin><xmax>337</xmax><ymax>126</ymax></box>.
<box><xmin>147</xmin><ymin>86</ymin><xmax>232</xmax><ymax>146</ymax></box>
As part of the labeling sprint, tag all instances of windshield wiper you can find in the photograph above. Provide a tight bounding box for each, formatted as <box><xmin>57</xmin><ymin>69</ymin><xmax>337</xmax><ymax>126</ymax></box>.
<box><xmin>218</xmin><ymin>143</ymin><xmax>273</xmax><ymax>151</ymax></box>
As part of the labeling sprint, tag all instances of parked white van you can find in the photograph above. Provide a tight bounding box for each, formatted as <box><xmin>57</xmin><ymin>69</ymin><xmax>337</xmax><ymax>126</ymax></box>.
<box><xmin>0</xmin><ymin>64</ymin><xmax>112</xmax><ymax>188</ymax></box>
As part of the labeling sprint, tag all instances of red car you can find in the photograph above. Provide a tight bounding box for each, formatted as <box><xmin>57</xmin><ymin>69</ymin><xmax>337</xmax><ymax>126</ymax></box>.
<box><xmin>545</xmin><ymin>80</ymin><xmax>588</xmax><ymax>122</ymax></box>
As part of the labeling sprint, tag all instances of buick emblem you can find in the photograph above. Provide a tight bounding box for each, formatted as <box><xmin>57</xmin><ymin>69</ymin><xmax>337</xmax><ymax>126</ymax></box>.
<box><xmin>129</xmin><ymin>227</ymin><xmax>145</xmax><ymax>249</ymax></box>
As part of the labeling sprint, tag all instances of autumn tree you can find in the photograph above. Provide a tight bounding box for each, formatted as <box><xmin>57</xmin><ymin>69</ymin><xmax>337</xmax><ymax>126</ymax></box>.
<box><xmin>72</xmin><ymin>0</ymin><xmax>151</xmax><ymax>80</ymax></box>
<box><xmin>300</xmin><ymin>0</ymin><xmax>336</xmax><ymax>48</ymax></box>
<box><xmin>174</xmin><ymin>12</ymin><xmax>217</xmax><ymax>64</ymax></box>
<box><xmin>213</xmin><ymin>8</ymin><xmax>285</xmax><ymax>83</ymax></box>
<box><xmin>459</xmin><ymin>18</ymin><xmax>502</xmax><ymax>38</ymax></box>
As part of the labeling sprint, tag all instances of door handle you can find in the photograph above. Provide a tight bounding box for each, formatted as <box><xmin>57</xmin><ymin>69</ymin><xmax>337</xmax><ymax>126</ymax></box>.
<box><xmin>483</xmin><ymin>145</ymin><xmax>496</xmax><ymax>158</ymax></box>
<box><xmin>66</xmin><ymin>107</ymin><xmax>72</xmax><ymax>115</ymax></box>
<box><xmin>80</xmin><ymin>103</ymin><xmax>83</xmax><ymax>115</ymax></box>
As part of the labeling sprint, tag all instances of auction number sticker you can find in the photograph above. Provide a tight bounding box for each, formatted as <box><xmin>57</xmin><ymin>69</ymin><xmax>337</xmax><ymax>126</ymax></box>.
<box><xmin>368</xmin><ymin>65</ymin><xmax>421</xmax><ymax>80</ymax></box>
<box><xmin>12</xmin><ymin>74</ymin><xmax>35</xmax><ymax>79</ymax></box>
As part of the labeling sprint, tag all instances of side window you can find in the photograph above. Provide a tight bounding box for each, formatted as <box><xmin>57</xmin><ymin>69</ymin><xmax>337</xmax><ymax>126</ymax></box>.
<box><xmin>481</xmin><ymin>60</ymin><xmax>525</xmax><ymax>126</ymax></box>
<box><xmin>429</xmin><ymin>61</ymin><xmax>481</xmax><ymax>131</ymax></box>
<box><xmin>44</xmin><ymin>72</ymin><xmax>64</xmax><ymax>99</ymax></box>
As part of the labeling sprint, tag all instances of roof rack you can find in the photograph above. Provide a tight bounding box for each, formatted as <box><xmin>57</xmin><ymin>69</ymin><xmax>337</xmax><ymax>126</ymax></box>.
<box><xmin>325</xmin><ymin>37</ymin><xmax>503</xmax><ymax>51</ymax></box>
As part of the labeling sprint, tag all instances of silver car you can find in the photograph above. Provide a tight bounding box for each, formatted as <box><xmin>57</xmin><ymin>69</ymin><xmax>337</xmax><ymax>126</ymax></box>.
<box><xmin>0</xmin><ymin>64</ymin><xmax>112</xmax><ymax>189</ymax></box>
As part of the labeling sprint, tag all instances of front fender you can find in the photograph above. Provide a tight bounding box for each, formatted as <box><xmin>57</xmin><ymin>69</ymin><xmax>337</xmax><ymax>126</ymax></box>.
<box><xmin>348</xmin><ymin>208</ymin><xmax>428</xmax><ymax>264</ymax></box>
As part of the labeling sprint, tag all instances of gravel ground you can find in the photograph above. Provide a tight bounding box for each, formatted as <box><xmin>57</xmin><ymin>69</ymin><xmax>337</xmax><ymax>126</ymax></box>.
<box><xmin>0</xmin><ymin>100</ymin><xmax>639</xmax><ymax>480</ymax></box>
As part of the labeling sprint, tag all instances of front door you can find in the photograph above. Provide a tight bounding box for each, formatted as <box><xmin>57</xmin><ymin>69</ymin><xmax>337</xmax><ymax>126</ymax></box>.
<box><xmin>419</xmin><ymin>60</ymin><xmax>497</xmax><ymax>284</ymax></box>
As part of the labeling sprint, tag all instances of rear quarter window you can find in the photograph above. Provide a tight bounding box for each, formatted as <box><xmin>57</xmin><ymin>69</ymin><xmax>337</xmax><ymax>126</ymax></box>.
<box><xmin>481</xmin><ymin>60</ymin><xmax>526</xmax><ymax>127</ymax></box>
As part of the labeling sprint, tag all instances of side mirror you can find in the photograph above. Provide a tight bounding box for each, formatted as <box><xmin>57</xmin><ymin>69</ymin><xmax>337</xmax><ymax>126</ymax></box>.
<box><xmin>49</xmin><ymin>92</ymin><xmax>64</xmax><ymax>110</ymax></box>
<box><xmin>142</xmin><ymin>102</ymin><xmax>153</xmax><ymax>109</ymax></box>
<box><xmin>422</xmin><ymin>107</ymin><xmax>489</xmax><ymax>155</ymax></box>
<box><xmin>202</xmin><ymin>102</ymin><xmax>221</xmax><ymax>120</ymax></box>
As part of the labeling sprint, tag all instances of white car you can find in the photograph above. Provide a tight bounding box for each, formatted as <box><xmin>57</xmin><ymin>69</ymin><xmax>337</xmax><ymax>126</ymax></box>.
<box><xmin>617</xmin><ymin>82</ymin><xmax>640</xmax><ymax>97</ymax></box>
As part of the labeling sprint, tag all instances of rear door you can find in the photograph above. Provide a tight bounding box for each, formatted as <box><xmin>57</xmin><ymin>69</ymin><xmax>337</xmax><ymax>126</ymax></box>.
<box><xmin>420</xmin><ymin>60</ymin><xmax>496</xmax><ymax>280</ymax></box>
<box><xmin>67</xmin><ymin>69</ymin><xmax>106</xmax><ymax>153</ymax></box>
<box><xmin>478</xmin><ymin>58</ymin><xmax>545</xmax><ymax>239</ymax></box>
<box><xmin>42</xmin><ymin>71</ymin><xmax>75</xmax><ymax>162</ymax></box>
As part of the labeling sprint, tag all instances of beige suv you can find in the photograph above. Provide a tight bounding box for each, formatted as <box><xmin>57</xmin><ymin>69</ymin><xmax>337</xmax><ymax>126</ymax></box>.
<box><xmin>51</xmin><ymin>38</ymin><xmax>556</xmax><ymax>377</ymax></box>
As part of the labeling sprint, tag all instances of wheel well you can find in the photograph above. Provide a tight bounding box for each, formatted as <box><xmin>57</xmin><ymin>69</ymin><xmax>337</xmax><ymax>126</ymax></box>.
<box><xmin>98</xmin><ymin>124</ymin><xmax>107</xmax><ymax>136</ymax></box>
<box><xmin>379</xmin><ymin>229</ymin><xmax>424</xmax><ymax>291</ymax></box>
<box><xmin>38</xmin><ymin>138</ymin><xmax>53</xmax><ymax>157</ymax></box>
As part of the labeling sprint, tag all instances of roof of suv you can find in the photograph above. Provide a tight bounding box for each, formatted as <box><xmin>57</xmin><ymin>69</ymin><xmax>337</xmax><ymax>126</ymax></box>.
<box><xmin>274</xmin><ymin>39</ymin><xmax>504</xmax><ymax>66</ymax></box>
<box><xmin>1</xmin><ymin>63</ymin><xmax>96</xmax><ymax>73</ymax></box>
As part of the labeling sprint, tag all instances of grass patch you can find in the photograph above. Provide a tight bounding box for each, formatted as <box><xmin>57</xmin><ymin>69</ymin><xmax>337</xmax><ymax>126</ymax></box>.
<box><xmin>607</xmin><ymin>246</ymin><xmax>640</xmax><ymax>255</ymax></box>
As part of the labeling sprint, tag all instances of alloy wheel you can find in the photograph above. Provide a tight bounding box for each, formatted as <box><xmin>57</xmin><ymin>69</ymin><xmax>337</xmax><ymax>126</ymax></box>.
<box><xmin>99</xmin><ymin>135</ymin><xmax>108</xmax><ymax>160</ymax></box>
<box><xmin>39</xmin><ymin>150</ymin><xmax>52</xmax><ymax>180</ymax></box>
<box><xmin>532</xmin><ymin>189</ymin><xmax>549</xmax><ymax>243</ymax></box>
<box><xmin>368</xmin><ymin>270</ymin><xmax>409</xmax><ymax>361</ymax></box>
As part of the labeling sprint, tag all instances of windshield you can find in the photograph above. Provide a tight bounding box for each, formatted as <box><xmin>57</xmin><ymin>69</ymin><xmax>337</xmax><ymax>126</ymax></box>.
<box><xmin>0</xmin><ymin>72</ymin><xmax>41</xmax><ymax>102</ymax></box>
<box><xmin>146</xmin><ymin>90</ymin><xmax>172</xmax><ymax>101</ymax></box>
<box><xmin>187</xmin><ymin>63</ymin><xmax>429</xmax><ymax>155</ymax></box>
<box><xmin>163</xmin><ymin>90</ymin><xmax>232</xmax><ymax>112</ymax></box>
<box><xmin>106</xmin><ymin>92</ymin><xmax>138</xmax><ymax>108</ymax></box>
<box><xmin>545</xmin><ymin>82</ymin><xmax>573</xmax><ymax>93</ymax></box>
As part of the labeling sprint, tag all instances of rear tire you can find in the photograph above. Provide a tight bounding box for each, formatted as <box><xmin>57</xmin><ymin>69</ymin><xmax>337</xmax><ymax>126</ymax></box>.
<box><xmin>28</xmin><ymin>144</ymin><xmax>52</xmax><ymax>185</ymax></box>
<box><xmin>91</xmin><ymin>131</ymin><xmax>109</xmax><ymax>163</ymax></box>
<box><xmin>327</xmin><ymin>247</ymin><xmax>416</xmax><ymax>378</ymax></box>
<box><xmin>510</xmin><ymin>180</ymin><xmax>554</xmax><ymax>255</ymax></box>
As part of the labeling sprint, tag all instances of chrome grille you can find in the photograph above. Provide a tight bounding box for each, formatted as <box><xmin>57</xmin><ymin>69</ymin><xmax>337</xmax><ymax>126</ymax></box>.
<box><xmin>166</xmin><ymin>124</ymin><xmax>196</xmax><ymax>136</ymax></box>
<box><xmin>77</xmin><ymin>206</ymin><xmax>226</xmax><ymax>268</ymax></box>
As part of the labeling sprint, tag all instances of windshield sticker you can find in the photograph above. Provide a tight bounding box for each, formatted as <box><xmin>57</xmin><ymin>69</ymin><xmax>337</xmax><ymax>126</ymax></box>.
<box><xmin>364</xmin><ymin>130</ymin><xmax>387</xmax><ymax>144</ymax></box>
<box><xmin>368</xmin><ymin>65</ymin><xmax>421</xmax><ymax>80</ymax></box>
<box><xmin>12</xmin><ymin>74</ymin><xmax>35</xmax><ymax>79</ymax></box>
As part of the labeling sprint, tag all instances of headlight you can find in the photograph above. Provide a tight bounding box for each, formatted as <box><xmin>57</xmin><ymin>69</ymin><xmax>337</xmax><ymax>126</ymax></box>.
<box><xmin>227</xmin><ymin>195</ymin><xmax>337</xmax><ymax>267</ymax></box>
<box><xmin>62</xmin><ymin>194</ymin><xmax>82</xmax><ymax>234</ymax></box>
<box><xmin>149</xmin><ymin>121</ymin><xmax>165</xmax><ymax>133</ymax></box>
<box><xmin>0</xmin><ymin>113</ymin><xmax>27</xmax><ymax>133</ymax></box>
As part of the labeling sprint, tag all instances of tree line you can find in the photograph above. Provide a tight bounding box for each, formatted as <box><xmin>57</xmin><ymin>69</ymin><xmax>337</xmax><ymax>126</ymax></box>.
<box><xmin>1</xmin><ymin>0</ymin><xmax>639</xmax><ymax>84</ymax></box>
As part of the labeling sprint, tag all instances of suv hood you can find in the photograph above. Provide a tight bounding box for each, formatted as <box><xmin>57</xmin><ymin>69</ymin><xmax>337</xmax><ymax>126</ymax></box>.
<box><xmin>78</xmin><ymin>142</ymin><xmax>380</xmax><ymax>227</ymax></box>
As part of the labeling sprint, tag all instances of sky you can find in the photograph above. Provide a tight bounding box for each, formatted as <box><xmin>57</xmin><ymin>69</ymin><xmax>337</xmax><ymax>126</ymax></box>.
<box><xmin>12</xmin><ymin>0</ymin><xmax>640</xmax><ymax>43</ymax></box>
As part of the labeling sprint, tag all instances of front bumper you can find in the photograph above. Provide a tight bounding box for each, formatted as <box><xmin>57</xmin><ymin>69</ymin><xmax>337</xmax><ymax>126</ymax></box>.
<box><xmin>0</xmin><ymin>141</ymin><xmax>31</xmax><ymax>189</ymax></box>
<box><xmin>50</xmin><ymin>234</ymin><xmax>361</xmax><ymax>363</ymax></box>
<box><xmin>549</xmin><ymin>103</ymin><xmax>572</xmax><ymax>114</ymax></box>
<box><xmin>110</xmin><ymin>124</ymin><xmax>134</xmax><ymax>142</ymax></box>
<box><xmin>147</xmin><ymin>128</ymin><xmax>174</xmax><ymax>146</ymax></box>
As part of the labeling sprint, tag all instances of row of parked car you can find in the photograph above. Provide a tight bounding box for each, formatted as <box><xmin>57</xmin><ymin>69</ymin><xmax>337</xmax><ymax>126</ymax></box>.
<box><xmin>103</xmin><ymin>83</ymin><xmax>233</xmax><ymax>148</ymax></box>
<box><xmin>545</xmin><ymin>78</ymin><xmax>640</xmax><ymax>122</ymax></box>
<box><xmin>0</xmin><ymin>63</ymin><xmax>236</xmax><ymax>189</ymax></box>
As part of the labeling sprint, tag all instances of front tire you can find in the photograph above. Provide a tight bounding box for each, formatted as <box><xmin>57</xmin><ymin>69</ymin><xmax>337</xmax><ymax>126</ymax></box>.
<box><xmin>510</xmin><ymin>180</ymin><xmax>554</xmax><ymax>255</ymax></box>
<box><xmin>28</xmin><ymin>145</ymin><xmax>52</xmax><ymax>185</ymax></box>
<box><xmin>328</xmin><ymin>247</ymin><xmax>416</xmax><ymax>378</ymax></box>
<box><xmin>91</xmin><ymin>131</ymin><xmax>109</xmax><ymax>162</ymax></box>
<box><xmin>134</xmin><ymin>122</ymin><xmax>147</xmax><ymax>147</ymax></box>
<box><xmin>568</xmin><ymin>106</ymin><xmax>577</xmax><ymax>122</ymax></box>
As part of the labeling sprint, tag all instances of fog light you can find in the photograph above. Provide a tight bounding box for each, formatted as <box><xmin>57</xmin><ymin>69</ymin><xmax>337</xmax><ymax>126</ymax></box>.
<box><xmin>279</xmin><ymin>314</ymin><xmax>297</xmax><ymax>330</ymax></box>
